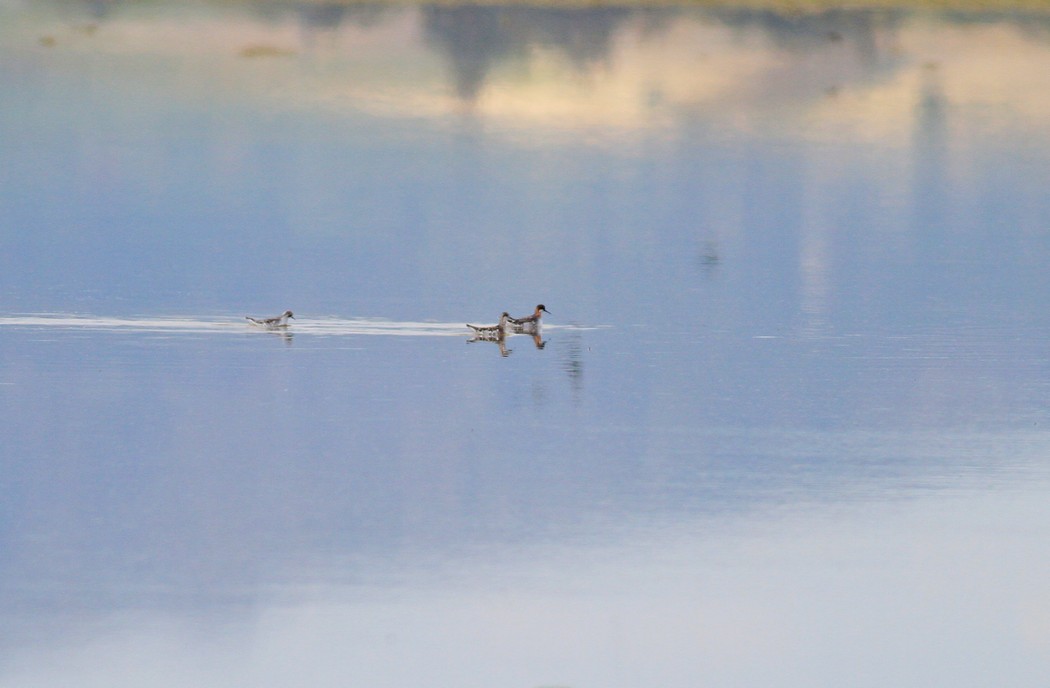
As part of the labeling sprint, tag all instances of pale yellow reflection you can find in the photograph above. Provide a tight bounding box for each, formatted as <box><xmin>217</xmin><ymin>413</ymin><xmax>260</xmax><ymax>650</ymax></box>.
<box><xmin>806</xmin><ymin>21</ymin><xmax>1050</xmax><ymax>144</ymax></box>
<box><xmin>473</xmin><ymin>22</ymin><xmax>780</xmax><ymax>132</ymax></box>
<box><xmin>15</xmin><ymin>6</ymin><xmax>1050</xmax><ymax>144</ymax></box>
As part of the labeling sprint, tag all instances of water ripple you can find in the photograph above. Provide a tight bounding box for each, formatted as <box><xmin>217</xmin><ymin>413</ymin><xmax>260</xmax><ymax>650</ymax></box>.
<box><xmin>0</xmin><ymin>315</ymin><xmax>467</xmax><ymax>337</ymax></box>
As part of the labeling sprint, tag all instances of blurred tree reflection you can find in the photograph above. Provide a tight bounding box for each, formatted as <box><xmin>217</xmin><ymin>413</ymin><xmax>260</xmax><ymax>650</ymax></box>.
<box><xmin>421</xmin><ymin>5</ymin><xmax>635</xmax><ymax>101</ymax></box>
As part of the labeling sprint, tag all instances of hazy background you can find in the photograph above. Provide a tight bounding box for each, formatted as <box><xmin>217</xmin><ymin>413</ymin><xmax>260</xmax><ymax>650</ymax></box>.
<box><xmin>3</xmin><ymin>2</ymin><xmax>1050</xmax><ymax>686</ymax></box>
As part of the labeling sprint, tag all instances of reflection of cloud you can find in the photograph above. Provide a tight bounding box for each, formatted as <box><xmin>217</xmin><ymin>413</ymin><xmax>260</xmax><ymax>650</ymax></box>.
<box><xmin>12</xmin><ymin>3</ymin><xmax>1050</xmax><ymax>146</ymax></box>
<box><xmin>802</xmin><ymin>21</ymin><xmax>1050</xmax><ymax>146</ymax></box>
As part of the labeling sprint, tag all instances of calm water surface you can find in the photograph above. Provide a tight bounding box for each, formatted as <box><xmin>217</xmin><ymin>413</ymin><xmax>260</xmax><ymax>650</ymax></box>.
<box><xmin>3</xmin><ymin>1</ymin><xmax>1050</xmax><ymax>686</ymax></box>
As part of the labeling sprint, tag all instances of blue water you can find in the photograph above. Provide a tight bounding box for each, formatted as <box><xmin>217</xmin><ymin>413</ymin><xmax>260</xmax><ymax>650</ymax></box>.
<box><xmin>3</xmin><ymin>2</ymin><xmax>1050</xmax><ymax>686</ymax></box>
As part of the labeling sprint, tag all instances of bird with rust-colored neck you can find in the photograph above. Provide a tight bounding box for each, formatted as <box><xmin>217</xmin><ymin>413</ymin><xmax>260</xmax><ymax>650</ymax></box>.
<box><xmin>507</xmin><ymin>304</ymin><xmax>549</xmax><ymax>328</ymax></box>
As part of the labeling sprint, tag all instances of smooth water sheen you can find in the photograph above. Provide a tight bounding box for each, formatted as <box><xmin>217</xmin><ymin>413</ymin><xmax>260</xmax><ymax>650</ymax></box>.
<box><xmin>3</xmin><ymin>2</ymin><xmax>1050</xmax><ymax>686</ymax></box>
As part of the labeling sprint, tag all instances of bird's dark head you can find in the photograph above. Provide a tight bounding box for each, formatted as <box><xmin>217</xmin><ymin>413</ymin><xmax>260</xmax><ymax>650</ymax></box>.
<box><xmin>284</xmin><ymin>310</ymin><xmax>295</xmax><ymax>319</ymax></box>
<box><xmin>537</xmin><ymin>304</ymin><xmax>549</xmax><ymax>315</ymax></box>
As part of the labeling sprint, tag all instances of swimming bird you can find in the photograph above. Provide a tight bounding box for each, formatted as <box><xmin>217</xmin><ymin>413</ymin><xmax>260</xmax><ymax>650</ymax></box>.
<box><xmin>467</xmin><ymin>312</ymin><xmax>509</xmax><ymax>336</ymax></box>
<box><xmin>246</xmin><ymin>310</ymin><xmax>295</xmax><ymax>328</ymax></box>
<box><xmin>507</xmin><ymin>304</ymin><xmax>549</xmax><ymax>329</ymax></box>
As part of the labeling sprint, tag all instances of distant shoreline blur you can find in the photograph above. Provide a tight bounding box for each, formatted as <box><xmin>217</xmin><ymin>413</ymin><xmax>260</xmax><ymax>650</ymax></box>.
<box><xmin>228</xmin><ymin>0</ymin><xmax>1050</xmax><ymax>13</ymax></box>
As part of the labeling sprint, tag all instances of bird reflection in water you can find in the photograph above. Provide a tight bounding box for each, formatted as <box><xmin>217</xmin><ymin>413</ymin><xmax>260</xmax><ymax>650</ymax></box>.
<box><xmin>267</xmin><ymin>329</ymin><xmax>294</xmax><ymax>346</ymax></box>
<box><xmin>467</xmin><ymin>329</ymin><xmax>545</xmax><ymax>357</ymax></box>
<box><xmin>507</xmin><ymin>304</ymin><xmax>549</xmax><ymax>351</ymax></box>
<box><xmin>466</xmin><ymin>309</ymin><xmax>547</xmax><ymax>356</ymax></box>
<box><xmin>467</xmin><ymin>312</ymin><xmax>511</xmax><ymax>355</ymax></box>
<box><xmin>468</xmin><ymin>330</ymin><xmax>511</xmax><ymax>357</ymax></box>
<box><xmin>248</xmin><ymin>323</ymin><xmax>294</xmax><ymax>345</ymax></box>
